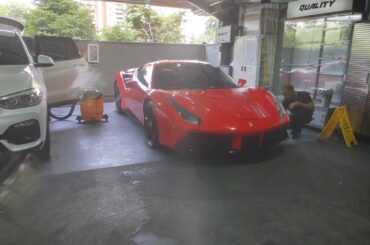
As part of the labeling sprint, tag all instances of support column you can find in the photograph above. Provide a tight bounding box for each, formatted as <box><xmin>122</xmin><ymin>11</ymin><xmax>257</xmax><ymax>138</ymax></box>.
<box><xmin>218</xmin><ymin>8</ymin><xmax>238</xmax><ymax>67</ymax></box>
<box><xmin>271</xmin><ymin>4</ymin><xmax>288</xmax><ymax>94</ymax></box>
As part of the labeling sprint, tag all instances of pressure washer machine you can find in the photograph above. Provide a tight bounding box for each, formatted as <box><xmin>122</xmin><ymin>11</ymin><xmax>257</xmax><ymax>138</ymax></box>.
<box><xmin>76</xmin><ymin>89</ymin><xmax>108</xmax><ymax>123</ymax></box>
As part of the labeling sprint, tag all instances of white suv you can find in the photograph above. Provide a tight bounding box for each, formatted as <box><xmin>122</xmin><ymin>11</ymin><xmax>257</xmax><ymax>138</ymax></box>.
<box><xmin>0</xmin><ymin>17</ymin><xmax>53</xmax><ymax>160</ymax></box>
<box><xmin>22</xmin><ymin>35</ymin><xmax>89</xmax><ymax>107</ymax></box>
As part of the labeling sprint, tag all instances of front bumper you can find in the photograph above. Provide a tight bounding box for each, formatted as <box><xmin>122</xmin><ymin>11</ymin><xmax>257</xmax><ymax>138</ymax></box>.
<box><xmin>175</xmin><ymin>125</ymin><xmax>288</xmax><ymax>153</ymax></box>
<box><xmin>0</xmin><ymin>101</ymin><xmax>47</xmax><ymax>152</ymax></box>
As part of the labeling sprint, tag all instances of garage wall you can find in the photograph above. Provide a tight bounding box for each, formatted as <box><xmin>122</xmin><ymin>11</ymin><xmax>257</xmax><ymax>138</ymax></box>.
<box><xmin>74</xmin><ymin>40</ymin><xmax>205</xmax><ymax>97</ymax></box>
<box><xmin>204</xmin><ymin>44</ymin><xmax>220</xmax><ymax>67</ymax></box>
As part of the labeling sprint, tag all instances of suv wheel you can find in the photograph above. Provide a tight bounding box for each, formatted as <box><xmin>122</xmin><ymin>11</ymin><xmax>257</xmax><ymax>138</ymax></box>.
<box><xmin>35</xmin><ymin>123</ymin><xmax>51</xmax><ymax>161</ymax></box>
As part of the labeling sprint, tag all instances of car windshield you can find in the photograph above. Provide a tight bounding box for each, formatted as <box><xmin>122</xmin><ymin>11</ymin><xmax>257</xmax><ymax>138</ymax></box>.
<box><xmin>153</xmin><ymin>62</ymin><xmax>238</xmax><ymax>90</ymax></box>
<box><xmin>0</xmin><ymin>34</ymin><xmax>29</xmax><ymax>65</ymax></box>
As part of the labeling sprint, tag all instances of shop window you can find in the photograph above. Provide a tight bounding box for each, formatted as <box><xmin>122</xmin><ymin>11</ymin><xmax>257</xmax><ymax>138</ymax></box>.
<box><xmin>279</xmin><ymin>15</ymin><xmax>361</xmax><ymax>105</ymax></box>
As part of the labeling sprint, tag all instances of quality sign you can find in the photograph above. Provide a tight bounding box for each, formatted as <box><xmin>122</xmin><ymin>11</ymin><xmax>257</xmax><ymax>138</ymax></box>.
<box><xmin>299</xmin><ymin>0</ymin><xmax>337</xmax><ymax>11</ymax></box>
<box><xmin>287</xmin><ymin>0</ymin><xmax>354</xmax><ymax>19</ymax></box>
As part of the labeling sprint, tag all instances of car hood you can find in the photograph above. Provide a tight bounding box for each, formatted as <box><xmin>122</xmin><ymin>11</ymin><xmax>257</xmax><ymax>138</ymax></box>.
<box><xmin>0</xmin><ymin>65</ymin><xmax>33</xmax><ymax>97</ymax></box>
<box><xmin>168</xmin><ymin>88</ymin><xmax>273</xmax><ymax>122</ymax></box>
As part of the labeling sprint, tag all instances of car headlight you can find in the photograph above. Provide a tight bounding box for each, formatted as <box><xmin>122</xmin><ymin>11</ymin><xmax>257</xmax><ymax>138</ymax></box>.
<box><xmin>0</xmin><ymin>88</ymin><xmax>43</xmax><ymax>109</ymax></box>
<box><xmin>268</xmin><ymin>92</ymin><xmax>287</xmax><ymax>118</ymax></box>
<box><xmin>167</xmin><ymin>98</ymin><xmax>201</xmax><ymax>125</ymax></box>
<box><xmin>277</xmin><ymin>101</ymin><xmax>287</xmax><ymax>118</ymax></box>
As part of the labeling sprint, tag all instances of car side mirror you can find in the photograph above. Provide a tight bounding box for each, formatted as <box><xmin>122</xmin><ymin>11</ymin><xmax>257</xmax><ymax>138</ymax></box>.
<box><xmin>35</xmin><ymin>55</ymin><xmax>54</xmax><ymax>67</ymax></box>
<box><xmin>238</xmin><ymin>79</ymin><xmax>247</xmax><ymax>87</ymax></box>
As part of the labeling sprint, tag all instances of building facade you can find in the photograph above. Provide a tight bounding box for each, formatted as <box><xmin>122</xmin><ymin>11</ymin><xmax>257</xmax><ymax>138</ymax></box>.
<box><xmin>76</xmin><ymin>0</ymin><xmax>125</xmax><ymax>32</ymax></box>
<box><xmin>213</xmin><ymin>0</ymin><xmax>370</xmax><ymax>135</ymax></box>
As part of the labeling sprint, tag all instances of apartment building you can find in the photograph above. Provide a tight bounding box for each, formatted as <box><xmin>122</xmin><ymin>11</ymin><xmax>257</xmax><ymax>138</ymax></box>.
<box><xmin>76</xmin><ymin>0</ymin><xmax>125</xmax><ymax>32</ymax></box>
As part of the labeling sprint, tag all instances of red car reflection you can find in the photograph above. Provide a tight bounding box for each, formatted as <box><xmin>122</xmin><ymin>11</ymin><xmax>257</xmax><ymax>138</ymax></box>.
<box><xmin>114</xmin><ymin>60</ymin><xmax>290</xmax><ymax>152</ymax></box>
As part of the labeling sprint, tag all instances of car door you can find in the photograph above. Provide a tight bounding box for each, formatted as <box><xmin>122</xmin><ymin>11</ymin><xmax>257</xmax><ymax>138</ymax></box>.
<box><xmin>127</xmin><ymin>65</ymin><xmax>152</xmax><ymax>123</ymax></box>
<box><xmin>34</xmin><ymin>36</ymin><xmax>88</xmax><ymax>105</ymax></box>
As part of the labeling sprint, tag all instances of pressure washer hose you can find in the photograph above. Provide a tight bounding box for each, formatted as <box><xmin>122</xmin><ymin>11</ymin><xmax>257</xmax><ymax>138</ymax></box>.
<box><xmin>48</xmin><ymin>100</ymin><xmax>79</xmax><ymax>120</ymax></box>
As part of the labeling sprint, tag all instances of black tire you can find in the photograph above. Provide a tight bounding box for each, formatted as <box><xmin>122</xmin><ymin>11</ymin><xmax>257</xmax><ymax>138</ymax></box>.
<box><xmin>114</xmin><ymin>82</ymin><xmax>123</xmax><ymax>114</ymax></box>
<box><xmin>35</xmin><ymin>122</ymin><xmax>51</xmax><ymax>161</ymax></box>
<box><xmin>144</xmin><ymin>102</ymin><xmax>160</xmax><ymax>149</ymax></box>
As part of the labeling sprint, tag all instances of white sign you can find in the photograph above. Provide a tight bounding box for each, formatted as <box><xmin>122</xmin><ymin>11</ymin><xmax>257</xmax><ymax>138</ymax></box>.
<box><xmin>87</xmin><ymin>43</ymin><xmax>99</xmax><ymax>63</ymax></box>
<box><xmin>287</xmin><ymin>0</ymin><xmax>354</xmax><ymax>19</ymax></box>
<box><xmin>216</xmin><ymin>25</ymin><xmax>231</xmax><ymax>44</ymax></box>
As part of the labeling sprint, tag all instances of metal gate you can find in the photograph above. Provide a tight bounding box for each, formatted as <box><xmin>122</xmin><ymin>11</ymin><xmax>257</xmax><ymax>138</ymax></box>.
<box><xmin>342</xmin><ymin>22</ymin><xmax>370</xmax><ymax>135</ymax></box>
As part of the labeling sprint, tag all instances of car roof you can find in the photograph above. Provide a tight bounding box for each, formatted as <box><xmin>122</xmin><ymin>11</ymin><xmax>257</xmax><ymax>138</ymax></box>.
<box><xmin>0</xmin><ymin>29</ymin><xmax>17</xmax><ymax>37</ymax></box>
<box><xmin>0</xmin><ymin>16</ymin><xmax>24</xmax><ymax>32</ymax></box>
<box><xmin>150</xmin><ymin>60</ymin><xmax>209</xmax><ymax>66</ymax></box>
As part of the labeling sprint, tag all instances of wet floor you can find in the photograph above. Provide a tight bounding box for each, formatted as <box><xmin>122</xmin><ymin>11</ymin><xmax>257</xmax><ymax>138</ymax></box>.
<box><xmin>1</xmin><ymin>103</ymin><xmax>370</xmax><ymax>245</ymax></box>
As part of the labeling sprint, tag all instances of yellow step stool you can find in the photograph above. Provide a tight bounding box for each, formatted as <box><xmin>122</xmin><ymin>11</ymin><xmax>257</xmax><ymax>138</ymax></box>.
<box><xmin>318</xmin><ymin>106</ymin><xmax>358</xmax><ymax>148</ymax></box>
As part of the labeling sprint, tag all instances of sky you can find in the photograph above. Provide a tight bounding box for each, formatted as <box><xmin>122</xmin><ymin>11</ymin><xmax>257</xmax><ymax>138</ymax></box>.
<box><xmin>0</xmin><ymin>0</ymin><xmax>33</xmax><ymax>6</ymax></box>
<box><xmin>154</xmin><ymin>6</ymin><xmax>210</xmax><ymax>42</ymax></box>
<box><xmin>0</xmin><ymin>0</ymin><xmax>210</xmax><ymax>42</ymax></box>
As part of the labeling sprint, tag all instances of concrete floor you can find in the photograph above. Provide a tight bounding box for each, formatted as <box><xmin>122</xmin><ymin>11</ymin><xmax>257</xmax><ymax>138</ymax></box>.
<box><xmin>0</xmin><ymin>103</ymin><xmax>370</xmax><ymax>245</ymax></box>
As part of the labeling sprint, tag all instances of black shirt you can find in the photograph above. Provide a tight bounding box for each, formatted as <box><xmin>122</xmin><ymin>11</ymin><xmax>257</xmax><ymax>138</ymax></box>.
<box><xmin>283</xmin><ymin>91</ymin><xmax>313</xmax><ymax>115</ymax></box>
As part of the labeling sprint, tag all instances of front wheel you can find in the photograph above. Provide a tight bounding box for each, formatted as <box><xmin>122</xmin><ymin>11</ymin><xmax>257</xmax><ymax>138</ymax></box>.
<box><xmin>34</xmin><ymin>122</ymin><xmax>51</xmax><ymax>161</ymax></box>
<box><xmin>144</xmin><ymin>102</ymin><xmax>160</xmax><ymax>149</ymax></box>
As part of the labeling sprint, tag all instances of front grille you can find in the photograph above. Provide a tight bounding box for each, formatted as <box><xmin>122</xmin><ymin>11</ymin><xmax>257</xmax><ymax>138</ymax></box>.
<box><xmin>261</xmin><ymin>125</ymin><xmax>288</xmax><ymax>147</ymax></box>
<box><xmin>0</xmin><ymin>120</ymin><xmax>40</xmax><ymax>145</ymax></box>
<box><xmin>176</xmin><ymin>125</ymin><xmax>288</xmax><ymax>153</ymax></box>
<box><xmin>241</xmin><ymin>135</ymin><xmax>260</xmax><ymax>151</ymax></box>
<box><xmin>242</xmin><ymin>125</ymin><xmax>288</xmax><ymax>150</ymax></box>
<box><xmin>176</xmin><ymin>133</ymin><xmax>233</xmax><ymax>152</ymax></box>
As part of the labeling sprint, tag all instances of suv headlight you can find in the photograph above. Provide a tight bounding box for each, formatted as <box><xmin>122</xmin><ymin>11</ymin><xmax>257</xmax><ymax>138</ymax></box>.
<box><xmin>268</xmin><ymin>92</ymin><xmax>287</xmax><ymax>118</ymax></box>
<box><xmin>167</xmin><ymin>98</ymin><xmax>201</xmax><ymax>125</ymax></box>
<box><xmin>0</xmin><ymin>88</ymin><xmax>43</xmax><ymax>109</ymax></box>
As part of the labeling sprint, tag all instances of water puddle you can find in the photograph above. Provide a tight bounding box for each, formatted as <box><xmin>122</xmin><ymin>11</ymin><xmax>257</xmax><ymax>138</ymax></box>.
<box><xmin>133</xmin><ymin>232</ymin><xmax>177</xmax><ymax>245</ymax></box>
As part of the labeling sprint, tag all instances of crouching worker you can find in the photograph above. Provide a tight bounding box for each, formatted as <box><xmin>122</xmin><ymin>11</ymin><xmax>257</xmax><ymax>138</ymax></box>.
<box><xmin>282</xmin><ymin>85</ymin><xmax>315</xmax><ymax>139</ymax></box>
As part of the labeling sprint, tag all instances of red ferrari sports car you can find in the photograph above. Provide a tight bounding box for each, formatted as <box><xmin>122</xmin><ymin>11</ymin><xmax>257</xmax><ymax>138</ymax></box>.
<box><xmin>114</xmin><ymin>60</ymin><xmax>290</xmax><ymax>152</ymax></box>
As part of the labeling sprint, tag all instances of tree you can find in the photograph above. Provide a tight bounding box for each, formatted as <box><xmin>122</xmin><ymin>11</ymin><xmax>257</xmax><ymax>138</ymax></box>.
<box><xmin>158</xmin><ymin>12</ymin><xmax>185</xmax><ymax>43</ymax></box>
<box><xmin>125</xmin><ymin>5</ymin><xmax>161</xmax><ymax>42</ymax></box>
<box><xmin>24</xmin><ymin>0</ymin><xmax>95</xmax><ymax>39</ymax></box>
<box><xmin>0</xmin><ymin>2</ymin><xmax>30</xmax><ymax>21</ymax></box>
<box><xmin>125</xmin><ymin>5</ymin><xmax>184</xmax><ymax>43</ymax></box>
<box><xmin>204</xmin><ymin>17</ymin><xmax>218</xmax><ymax>43</ymax></box>
<box><xmin>190</xmin><ymin>16</ymin><xmax>218</xmax><ymax>44</ymax></box>
<box><xmin>99</xmin><ymin>24</ymin><xmax>138</xmax><ymax>42</ymax></box>
<box><xmin>283</xmin><ymin>24</ymin><xmax>296</xmax><ymax>48</ymax></box>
